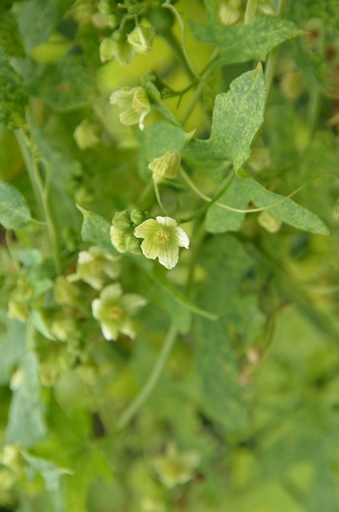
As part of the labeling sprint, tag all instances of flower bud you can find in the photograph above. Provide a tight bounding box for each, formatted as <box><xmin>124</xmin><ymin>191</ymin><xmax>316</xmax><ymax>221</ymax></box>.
<box><xmin>258</xmin><ymin>211</ymin><xmax>282</xmax><ymax>233</ymax></box>
<box><xmin>219</xmin><ymin>0</ymin><xmax>242</xmax><ymax>26</ymax></box>
<box><xmin>130</xmin><ymin>208</ymin><xmax>144</xmax><ymax>226</ymax></box>
<box><xmin>127</xmin><ymin>25</ymin><xmax>155</xmax><ymax>54</ymax></box>
<box><xmin>148</xmin><ymin>151</ymin><xmax>181</xmax><ymax>184</ymax></box>
<box><xmin>99</xmin><ymin>37</ymin><xmax>116</xmax><ymax>63</ymax></box>
<box><xmin>73</xmin><ymin>119</ymin><xmax>100</xmax><ymax>149</ymax></box>
<box><xmin>112</xmin><ymin>210</ymin><xmax>131</xmax><ymax>231</ymax></box>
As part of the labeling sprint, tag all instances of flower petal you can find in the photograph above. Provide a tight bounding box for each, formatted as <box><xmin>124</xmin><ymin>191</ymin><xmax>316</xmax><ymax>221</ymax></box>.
<box><xmin>155</xmin><ymin>216</ymin><xmax>177</xmax><ymax>228</ymax></box>
<box><xmin>134</xmin><ymin>219</ymin><xmax>159</xmax><ymax>238</ymax></box>
<box><xmin>140</xmin><ymin>238</ymin><xmax>159</xmax><ymax>260</ymax></box>
<box><xmin>122</xmin><ymin>294</ymin><xmax>147</xmax><ymax>314</ymax></box>
<box><xmin>119</xmin><ymin>108</ymin><xmax>141</xmax><ymax>126</ymax></box>
<box><xmin>92</xmin><ymin>298</ymin><xmax>102</xmax><ymax>320</ymax></box>
<box><xmin>158</xmin><ymin>244</ymin><xmax>179</xmax><ymax>270</ymax></box>
<box><xmin>174</xmin><ymin>226</ymin><xmax>190</xmax><ymax>249</ymax></box>
<box><xmin>100</xmin><ymin>283</ymin><xmax>122</xmax><ymax>301</ymax></box>
<box><xmin>101</xmin><ymin>322</ymin><xmax>118</xmax><ymax>341</ymax></box>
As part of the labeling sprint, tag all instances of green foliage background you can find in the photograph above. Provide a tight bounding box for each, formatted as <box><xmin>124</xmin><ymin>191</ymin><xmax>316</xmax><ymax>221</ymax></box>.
<box><xmin>1</xmin><ymin>0</ymin><xmax>339</xmax><ymax>511</ymax></box>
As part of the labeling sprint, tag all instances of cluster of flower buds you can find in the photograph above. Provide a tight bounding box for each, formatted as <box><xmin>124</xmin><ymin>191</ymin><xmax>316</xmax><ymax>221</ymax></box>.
<box><xmin>110</xmin><ymin>208</ymin><xmax>144</xmax><ymax>255</ymax></box>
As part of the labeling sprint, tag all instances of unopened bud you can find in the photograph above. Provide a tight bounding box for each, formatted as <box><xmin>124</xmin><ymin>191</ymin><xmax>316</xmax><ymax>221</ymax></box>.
<box><xmin>149</xmin><ymin>151</ymin><xmax>181</xmax><ymax>184</ymax></box>
<box><xmin>127</xmin><ymin>25</ymin><xmax>155</xmax><ymax>54</ymax></box>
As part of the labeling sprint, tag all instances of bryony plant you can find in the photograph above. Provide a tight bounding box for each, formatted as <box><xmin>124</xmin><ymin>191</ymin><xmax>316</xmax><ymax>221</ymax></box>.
<box><xmin>134</xmin><ymin>216</ymin><xmax>190</xmax><ymax>270</ymax></box>
<box><xmin>109</xmin><ymin>86</ymin><xmax>151</xmax><ymax>129</ymax></box>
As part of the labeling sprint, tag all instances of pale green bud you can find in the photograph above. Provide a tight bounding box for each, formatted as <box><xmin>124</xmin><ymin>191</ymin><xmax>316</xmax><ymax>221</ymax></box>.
<box><xmin>151</xmin><ymin>443</ymin><xmax>200</xmax><ymax>489</ymax></box>
<box><xmin>148</xmin><ymin>151</ymin><xmax>181</xmax><ymax>185</ymax></box>
<box><xmin>7</xmin><ymin>299</ymin><xmax>29</xmax><ymax>322</ymax></box>
<box><xmin>110</xmin><ymin>226</ymin><xmax>127</xmax><ymax>253</ymax></box>
<box><xmin>219</xmin><ymin>1</ymin><xmax>242</xmax><ymax>26</ymax></box>
<box><xmin>112</xmin><ymin>210</ymin><xmax>131</xmax><ymax>231</ymax></box>
<box><xmin>127</xmin><ymin>25</ymin><xmax>155</xmax><ymax>54</ymax></box>
<box><xmin>99</xmin><ymin>37</ymin><xmax>116</xmax><ymax>63</ymax></box>
<box><xmin>130</xmin><ymin>207</ymin><xmax>144</xmax><ymax>226</ymax></box>
<box><xmin>73</xmin><ymin>119</ymin><xmax>100</xmax><ymax>149</ymax></box>
<box><xmin>125</xmin><ymin>235</ymin><xmax>142</xmax><ymax>255</ymax></box>
<box><xmin>258</xmin><ymin>211</ymin><xmax>282</xmax><ymax>233</ymax></box>
<box><xmin>54</xmin><ymin>276</ymin><xmax>80</xmax><ymax>306</ymax></box>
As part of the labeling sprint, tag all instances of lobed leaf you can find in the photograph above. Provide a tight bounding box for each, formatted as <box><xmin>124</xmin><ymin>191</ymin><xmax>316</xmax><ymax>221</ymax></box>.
<box><xmin>0</xmin><ymin>47</ymin><xmax>28</xmax><ymax>129</ymax></box>
<box><xmin>0</xmin><ymin>179</ymin><xmax>31</xmax><ymax>229</ymax></box>
<box><xmin>77</xmin><ymin>206</ymin><xmax>113</xmax><ymax>251</ymax></box>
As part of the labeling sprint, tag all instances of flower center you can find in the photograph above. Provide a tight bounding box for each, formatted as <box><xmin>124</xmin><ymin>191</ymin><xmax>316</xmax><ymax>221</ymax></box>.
<box><xmin>153</xmin><ymin>229</ymin><xmax>170</xmax><ymax>245</ymax></box>
<box><xmin>89</xmin><ymin>260</ymin><xmax>102</xmax><ymax>275</ymax></box>
<box><xmin>108</xmin><ymin>305</ymin><xmax>124</xmax><ymax>320</ymax></box>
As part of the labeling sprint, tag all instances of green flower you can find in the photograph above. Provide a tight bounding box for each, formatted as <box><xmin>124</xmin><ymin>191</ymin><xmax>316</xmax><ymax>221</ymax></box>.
<box><xmin>134</xmin><ymin>216</ymin><xmax>189</xmax><ymax>270</ymax></box>
<box><xmin>69</xmin><ymin>246</ymin><xmax>120</xmax><ymax>290</ymax></box>
<box><xmin>148</xmin><ymin>151</ymin><xmax>181</xmax><ymax>185</ymax></box>
<box><xmin>99</xmin><ymin>36</ymin><xmax>135</xmax><ymax>64</ymax></box>
<box><xmin>152</xmin><ymin>444</ymin><xmax>200</xmax><ymax>489</ymax></box>
<box><xmin>127</xmin><ymin>25</ymin><xmax>155</xmax><ymax>54</ymax></box>
<box><xmin>73</xmin><ymin>119</ymin><xmax>100</xmax><ymax>149</ymax></box>
<box><xmin>92</xmin><ymin>283</ymin><xmax>147</xmax><ymax>341</ymax></box>
<box><xmin>110</xmin><ymin>86</ymin><xmax>151</xmax><ymax>130</ymax></box>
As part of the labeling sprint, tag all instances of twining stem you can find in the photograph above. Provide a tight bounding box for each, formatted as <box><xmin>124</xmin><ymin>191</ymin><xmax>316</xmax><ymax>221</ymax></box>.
<box><xmin>16</xmin><ymin>128</ymin><xmax>62</xmax><ymax>274</ymax></box>
<box><xmin>179</xmin><ymin>167</ymin><xmax>329</xmax><ymax>215</ymax></box>
<box><xmin>154</xmin><ymin>183</ymin><xmax>169</xmax><ymax>215</ymax></box>
<box><xmin>163</xmin><ymin>2</ymin><xmax>199</xmax><ymax>81</ymax></box>
<box><xmin>116</xmin><ymin>324</ymin><xmax>177</xmax><ymax>431</ymax></box>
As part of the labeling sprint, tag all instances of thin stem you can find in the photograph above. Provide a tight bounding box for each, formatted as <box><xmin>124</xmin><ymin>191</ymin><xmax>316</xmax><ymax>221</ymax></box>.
<box><xmin>16</xmin><ymin>128</ymin><xmax>61</xmax><ymax>274</ymax></box>
<box><xmin>116</xmin><ymin>324</ymin><xmax>177</xmax><ymax>431</ymax></box>
<box><xmin>179</xmin><ymin>167</ymin><xmax>331</xmax><ymax>215</ymax></box>
<box><xmin>264</xmin><ymin>0</ymin><xmax>289</xmax><ymax>102</ymax></box>
<box><xmin>163</xmin><ymin>2</ymin><xmax>199</xmax><ymax>81</ymax></box>
<box><xmin>154</xmin><ymin>183</ymin><xmax>169</xmax><ymax>215</ymax></box>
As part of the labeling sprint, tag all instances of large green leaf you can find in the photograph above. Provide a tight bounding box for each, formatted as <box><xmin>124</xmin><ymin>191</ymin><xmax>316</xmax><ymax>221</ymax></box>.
<box><xmin>184</xmin><ymin>66</ymin><xmax>265</xmax><ymax>173</ymax></box>
<box><xmin>205</xmin><ymin>175</ymin><xmax>329</xmax><ymax>235</ymax></box>
<box><xmin>6</xmin><ymin>351</ymin><xmax>46</xmax><ymax>448</ymax></box>
<box><xmin>190</xmin><ymin>15</ymin><xmax>303</xmax><ymax>65</ymax></box>
<box><xmin>0</xmin><ymin>47</ymin><xmax>28</xmax><ymax>129</ymax></box>
<box><xmin>16</xmin><ymin>0</ymin><xmax>74</xmax><ymax>51</ymax></box>
<box><xmin>142</xmin><ymin>120</ymin><xmax>191</xmax><ymax>161</ymax></box>
<box><xmin>28</xmin><ymin>55</ymin><xmax>97</xmax><ymax>111</ymax></box>
<box><xmin>0</xmin><ymin>179</ymin><xmax>31</xmax><ymax>229</ymax></box>
<box><xmin>0</xmin><ymin>12</ymin><xmax>25</xmax><ymax>57</ymax></box>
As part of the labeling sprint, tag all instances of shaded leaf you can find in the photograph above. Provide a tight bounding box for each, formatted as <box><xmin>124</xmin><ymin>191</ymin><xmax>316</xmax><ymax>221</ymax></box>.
<box><xmin>0</xmin><ymin>47</ymin><xmax>28</xmax><ymax>129</ymax></box>
<box><xmin>0</xmin><ymin>317</ymin><xmax>26</xmax><ymax>385</ymax></box>
<box><xmin>28</xmin><ymin>55</ymin><xmax>97</xmax><ymax>111</ymax></box>
<box><xmin>194</xmin><ymin>317</ymin><xmax>248</xmax><ymax>431</ymax></box>
<box><xmin>22</xmin><ymin>452</ymin><xmax>72</xmax><ymax>492</ymax></box>
<box><xmin>6</xmin><ymin>351</ymin><xmax>46</xmax><ymax>448</ymax></box>
<box><xmin>16</xmin><ymin>0</ymin><xmax>74</xmax><ymax>51</ymax></box>
<box><xmin>0</xmin><ymin>179</ymin><xmax>31</xmax><ymax>229</ymax></box>
<box><xmin>0</xmin><ymin>12</ymin><xmax>25</xmax><ymax>57</ymax></box>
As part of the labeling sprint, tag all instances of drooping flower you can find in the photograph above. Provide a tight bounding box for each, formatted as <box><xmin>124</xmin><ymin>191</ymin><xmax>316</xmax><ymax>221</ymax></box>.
<box><xmin>99</xmin><ymin>36</ymin><xmax>135</xmax><ymax>64</ymax></box>
<box><xmin>127</xmin><ymin>24</ymin><xmax>155</xmax><ymax>54</ymax></box>
<box><xmin>134</xmin><ymin>216</ymin><xmax>189</xmax><ymax>270</ymax></box>
<box><xmin>148</xmin><ymin>151</ymin><xmax>181</xmax><ymax>185</ymax></box>
<box><xmin>68</xmin><ymin>246</ymin><xmax>120</xmax><ymax>290</ymax></box>
<box><xmin>92</xmin><ymin>283</ymin><xmax>147</xmax><ymax>341</ymax></box>
<box><xmin>109</xmin><ymin>86</ymin><xmax>151</xmax><ymax>130</ymax></box>
<box><xmin>151</xmin><ymin>443</ymin><xmax>200</xmax><ymax>489</ymax></box>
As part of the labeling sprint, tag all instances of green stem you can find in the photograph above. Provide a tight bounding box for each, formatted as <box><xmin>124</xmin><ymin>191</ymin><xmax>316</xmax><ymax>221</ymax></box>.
<box><xmin>163</xmin><ymin>2</ymin><xmax>199</xmax><ymax>81</ymax></box>
<box><xmin>16</xmin><ymin>128</ymin><xmax>61</xmax><ymax>274</ymax></box>
<box><xmin>116</xmin><ymin>324</ymin><xmax>177</xmax><ymax>430</ymax></box>
<box><xmin>154</xmin><ymin>183</ymin><xmax>169</xmax><ymax>215</ymax></box>
<box><xmin>264</xmin><ymin>0</ymin><xmax>289</xmax><ymax>102</ymax></box>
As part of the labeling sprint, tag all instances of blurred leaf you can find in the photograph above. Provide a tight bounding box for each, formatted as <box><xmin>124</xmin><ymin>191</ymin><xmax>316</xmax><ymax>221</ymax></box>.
<box><xmin>0</xmin><ymin>317</ymin><xmax>26</xmax><ymax>385</ymax></box>
<box><xmin>0</xmin><ymin>179</ymin><xmax>31</xmax><ymax>229</ymax></box>
<box><xmin>0</xmin><ymin>12</ymin><xmax>25</xmax><ymax>57</ymax></box>
<box><xmin>190</xmin><ymin>15</ymin><xmax>303</xmax><ymax>65</ymax></box>
<box><xmin>185</xmin><ymin>66</ymin><xmax>265</xmax><ymax>172</ymax></box>
<box><xmin>77</xmin><ymin>206</ymin><xmax>113</xmax><ymax>251</ymax></box>
<box><xmin>6</xmin><ymin>351</ymin><xmax>46</xmax><ymax>448</ymax></box>
<box><xmin>16</xmin><ymin>0</ymin><xmax>74</xmax><ymax>51</ymax></box>
<box><xmin>194</xmin><ymin>317</ymin><xmax>248</xmax><ymax>431</ymax></box>
<box><xmin>0</xmin><ymin>47</ymin><xmax>28</xmax><ymax>129</ymax></box>
<box><xmin>28</xmin><ymin>55</ymin><xmax>97</xmax><ymax>111</ymax></box>
<box><xmin>141</xmin><ymin>120</ymin><xmax>191</xmax><ymax>161</ymax></box>
<box><xmin>291</xmin><ymin>0</ymin><xmax>339</xmax><ymax>32</ymax></box>
<box><xmin>22</xmin><ymin>452</ymin><xmax>72</xmax><ymax>492</ymax></box>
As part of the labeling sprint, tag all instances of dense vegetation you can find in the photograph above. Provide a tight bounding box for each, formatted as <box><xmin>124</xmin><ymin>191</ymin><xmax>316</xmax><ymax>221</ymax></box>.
<box><xmin>1</xmin><ymin>0</ymin><xmax>339</xmax><ymax>510</ymax></box>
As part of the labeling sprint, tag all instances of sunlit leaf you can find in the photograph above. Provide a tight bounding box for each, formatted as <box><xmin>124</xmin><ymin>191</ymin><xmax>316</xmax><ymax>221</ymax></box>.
<box><xmin>0</xmin><ymin>179</ymin><xmax>31</xmax><ymax>229</ymax></box>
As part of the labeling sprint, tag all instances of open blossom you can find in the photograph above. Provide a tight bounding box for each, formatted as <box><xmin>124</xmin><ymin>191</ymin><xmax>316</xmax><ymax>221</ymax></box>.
<box><xmin>134</xmin><ymin>216</ymin><xmax>189</xmax><ymax>270</ymax></box>
<box><xmin>109</xmin><ymin>86</ymin><xmax>151</xmax><ymax>130</ymax></box>
<box><xmin>68</xmin><ymin>246</ymin><xmax>120</xmax><ymax>290</ymax></box>
<box><xmin>92</xmin><ymin>283</ymin><xmax>147</xmax><ymax>341</ymax></box>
